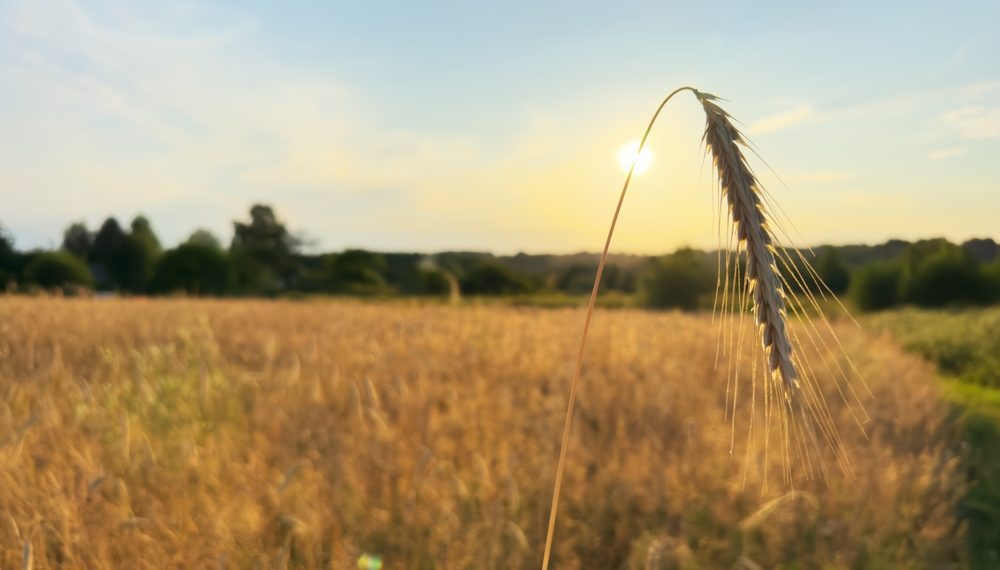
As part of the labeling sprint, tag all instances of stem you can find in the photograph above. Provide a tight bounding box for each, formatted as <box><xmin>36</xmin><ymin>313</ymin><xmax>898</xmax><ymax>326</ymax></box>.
<box><xmin>540</xmin><ymin>86</ymin><xmax>698</xmax><ymax>569</ymax></box>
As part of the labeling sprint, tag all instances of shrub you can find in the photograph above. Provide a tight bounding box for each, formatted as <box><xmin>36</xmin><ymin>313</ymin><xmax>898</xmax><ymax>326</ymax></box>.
<box><xmin>459</xmin><ymin>261</ymin><xmax>534</xmax><ymax>295</ymax></box>
<box><xmin>639</xmin><ymin>248</ymin><xmax>713</xmax><ymax>310</ymax></box>
<box><xmin>151</xmin><ymin>244</ymin><xmax>233</xmax><ymax>296</ymax></box>
<box><xmin>850</xmin><ymin>261</ymin><xmax>902</xmax><ymax>311</ymax></box>
<box><xmin>900</xmin><ymin>242</ymin><xmax>986</xmax><ymax>306</ymax></box>
<box><xmin>24</xmin><ymin>251</ymin><xmax>94</xmax><ymax>290</ymax></box>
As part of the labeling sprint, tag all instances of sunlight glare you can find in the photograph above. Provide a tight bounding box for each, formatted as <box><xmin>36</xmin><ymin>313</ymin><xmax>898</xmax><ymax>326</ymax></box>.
<box><xmin>617</xmin><ymin>140</ymin><xmax>653</xmax><ymax>175</ymax></box>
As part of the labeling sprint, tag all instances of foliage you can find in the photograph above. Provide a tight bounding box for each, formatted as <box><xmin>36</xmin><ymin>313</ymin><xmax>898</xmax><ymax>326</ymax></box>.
<box><xmin>186</xmin><ymin>229</ymin><xmax>223</xmax><ymax>250</ymax></box>
<box><xmin>119</xmin><ymin>215</ymin><xmax>162</xmax><ymax>292</ymax></box>
<box><xmin>850</xmin><ymin>260</ymin><xmax>903</xmax><ymax>311</ymax></box>
<box><xmin>329</xmin><ymin>249</ymin><xmax>388</xmax><ymax>292</ymax></box>
<box><xmin>866</xmin><ymin>307</ymin><xmax>1000</xmax><ymax>388</ymax></box>
<box><xmin>815</xmin><ymin>248</ymin><xmax>850</xmax><ymax>294</ymax></box>
<box><xmin>151</xmin><ymin>243</ymin><xmax>233</xmax><ymax>296</ymax></box>
<box><xmin>900</xmin><ymin>240</ymin><xmax>986</xmax><ymax>306</ymax></box>
<box><xmin>554</xmin><ymin>264</ymin><xmax>596</xmax><ymax>295</ymax></box>
<box><xmin>230</xmin><ymin>204</ymin><xmax>300</xmax><ymax>294</ymax></box>
<box><xmin>0</xmin><ymin>223</ymin><xmax>17</xmax><ymax>286</ymax></box>
<box><xmin>89</xmin><ymin>217</ymin><xmax>129</xmax><ymax>290</ymax></box>
<box><xmin>23</xmin><ymin>251</ymin><xmax>94</xmax><ymax>289</ymax></box>
<box><xmin>639</xmin><ymin>248</ymin><xmax>714</xmax><ymax>310</ymax></box>
<box><xmin>850</xmin><ymin>241</ymin><xmax>999</xmax><ymax>312</ymax></box>
<box><xmin>61</xmin><ymin>221</ymin><xmax>93</xmax><ymax>259</ymax></box>
<box><xmin>459</xmin><ymin>260</ymin><xmax>535</xmax><ymax>295</ymax></box>
<box><xmin>4</xmin><ymin>210</ymin><xmax>1000</xmax><ymax>306</ymax></box>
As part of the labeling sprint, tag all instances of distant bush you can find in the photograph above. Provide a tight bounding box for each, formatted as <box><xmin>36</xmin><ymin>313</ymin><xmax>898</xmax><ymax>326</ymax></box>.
<box><xmin>459</xmin><ymin>261</ymin><xmax>534</xmax><ymax>295</ymax></box>
<box><xmin>151</xmin><ymin>244</ymin><xmax>233</xmax><ymax>296</ymax></box>
<box><xmin>900</xmin><ymin>241</ymin><xmax>987</xmax><ymax>307</ymax></box>
<box><xmin>816</xmin><ymin>248</ymin><xmax>850</xmax><ymax>294</ymax></box>
<box><xmin>985</xmin><ymin>259</ymin><xmax>1000</xmax><ymax>303</ymax></box>
<box><xmin>419</xmin><ymin>269</ymin><xmax>454</xmax><ymax>296</ymax></box>
<box><xmin>850</xmin><ymin>261</ymin><xmax>902</xmax><ymax>311</ymax></box>
<box><xmin>24</xmin><ymin>251</ymin><xmax>94</xmax><ymax>290</ymax></box>
<box><xmin>639</xmin><ymin>248</ymin><xmax>713</xmax><ymax>310</ymax></box>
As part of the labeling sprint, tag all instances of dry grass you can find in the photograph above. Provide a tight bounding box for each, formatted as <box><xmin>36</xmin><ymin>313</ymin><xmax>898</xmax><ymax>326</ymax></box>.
<box><xmin>0</xmin><ymin>297</ymin><xmax>966</xmax><ymax>568</ymax></box>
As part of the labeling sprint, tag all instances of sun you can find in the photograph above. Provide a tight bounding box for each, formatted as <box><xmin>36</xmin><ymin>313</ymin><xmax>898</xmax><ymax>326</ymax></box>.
<box><xmin>616</xmin><ymin>140</ymin><xmax>653</xmax><ymax>175</ymax></box>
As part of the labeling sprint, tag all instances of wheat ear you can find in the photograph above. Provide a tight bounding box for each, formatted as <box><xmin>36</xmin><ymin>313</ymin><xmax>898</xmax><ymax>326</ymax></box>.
<box><xmin>697</xmin><ymin>92</ymin><xmax>798</xmax><ymax>396</ymax></box>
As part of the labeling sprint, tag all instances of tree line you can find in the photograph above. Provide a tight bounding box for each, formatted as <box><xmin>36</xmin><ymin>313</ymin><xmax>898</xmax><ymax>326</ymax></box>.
<box><xmin>1</xmin><ymin>204</ymin><xmax>999</xmax><ymax>311</ymax></box>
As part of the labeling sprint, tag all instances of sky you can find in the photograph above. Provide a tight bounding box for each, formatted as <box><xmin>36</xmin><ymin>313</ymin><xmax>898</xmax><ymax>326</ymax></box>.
<box><xmin>1</xmin><ymin>0</ymin><xmax>998</xmax><ymax>254</ymax></box>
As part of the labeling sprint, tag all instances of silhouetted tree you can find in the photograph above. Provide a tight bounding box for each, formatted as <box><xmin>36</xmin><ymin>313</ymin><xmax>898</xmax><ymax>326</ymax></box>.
<box><xmin>186</xmin><ymin>228</ymin><xmax>223</xmax><ymax>250</ymax></box>
<box><xmin>151</xmin><ymin>243</ymin><xmax>233</xmax><ymax>296</ymax></box>
<box><xmin>115</xmin><ymin>215</ymin><xmax>162</xmax><ymax>292</ymax></box>
<box><xmin>900</xmin><ymin>241</ymin><xmax>986</xmax><ymax>306</ymax></box>
<box><xmin>850</xmin><ymin>261</ymin><xmax>902</xmax><ymax>311</ymax></box>
<box><xmin>602</xmin><ymin>264</ymin><xmax>638</xmax><ymax>293</ymax></box>
<box><xmin>639</xmin><ymin>248</ymin><xmax>714</xmax><ymax>310</ymax></box>
<box><xmin>89</xmin><ymin>217</ymin><xmax>128</xmax><ymax>290</ymax></box>
<box><xmin>459</xmin><ymin>261</ymin><xmax>534</xmax><ymax>295</ymax></box>
<box><xmin>816</xmin><ymin>248</ymin><xmax>850</xmax><ymax>295</ymax></box>
<box><xmin>322</xmin><ymin>249</ymin><xmax>389</xmax><ymax>294</ymax></box>
<box><xmin>24</xmin><ymin>251</ymin><xmax>94</xmax><ymax>290</ymax></box>
<box><xmin>420</xmin><ymin>268</ymin><xmax>453</xmax><ymax>296</ymax></box>
<box><xmin>130</xmin><ymin>216</ymin><xmax>161</xmax><ymax>256</ymax></box>
<box><xmin>556</xmin><ymin>264</ymin><xmax>596</xmax><ymax>294</ymax></box>
<box><xmin>0</xmin><ymin>224</ymin><xmax>17</xmax><ymax>288</ymax></box>
<box><xmin>984</xmin><ymin>259</ymin><xmax>1000</xmax><ymax>303</ymax></box>
<box><xmin>230</xmin><ymin>204</ymin><xmax>299</xmax><ymax>293</ymax></box>
<box><xmin>61</xmin><ymin>222</ymin><xmax>92</xmax><ymax>259</ymax></box>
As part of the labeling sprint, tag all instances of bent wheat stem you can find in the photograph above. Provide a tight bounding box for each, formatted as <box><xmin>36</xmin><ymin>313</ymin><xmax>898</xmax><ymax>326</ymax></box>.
<box><xmin>540</xmin><ymin>85</ymin><xmax>697</xmax><ymax>570</ymax></box>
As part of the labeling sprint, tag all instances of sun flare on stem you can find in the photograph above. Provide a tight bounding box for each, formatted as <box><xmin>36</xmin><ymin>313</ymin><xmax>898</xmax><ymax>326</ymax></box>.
<box><xmin>617</xmin><ymin>139</ymin><xmax>653</xmax><ymax>174</ymax></box>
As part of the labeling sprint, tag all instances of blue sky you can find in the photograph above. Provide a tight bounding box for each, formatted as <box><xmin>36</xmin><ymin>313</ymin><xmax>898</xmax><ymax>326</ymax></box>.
<box><xmin>1</xmin><ymin>0</ymin><xmax>997</xmax><ymax>253</ymax></box>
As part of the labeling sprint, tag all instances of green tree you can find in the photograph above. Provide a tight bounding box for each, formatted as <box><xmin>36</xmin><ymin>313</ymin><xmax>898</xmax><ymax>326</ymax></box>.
<box><xmin>816</xmin><ymin>248</ymin><xmax>850</xmax><ymax>294</ymax></box>
<box><xmin>984</xmin><ymin>259</ymin><xmax>1000</xmax><ymax>303</ymax></box>
<box><xmin>119</xmin><ymin>215</ymin><xmax>162</xmax><ymax>292</ymax></box>
<box><xmin>0</xmin><ymin>223</ymin><xmax>17</xmax><ymax>287</ymax></box>
<box><xmin>89</xmin><ymin>217</ymin><xmax>128</xmax><ymax>290</ymax></box>
<box><xmin>850</xmin><ymin>261</ymin><xmax>902</xmax><ymax>311</ymax></box>
<box><xmin>230</xmin><ymin>204</ymin><xmax>299</xmax><ymax>294</ymax></box>
<box><xmin>24</xmin><ymin>251</ymin><xmax>94</xmax><ymax>290</ymax></box>
<box><xmin>459</xmin><ymin>261</ymin><xmax>534</xmax><ymax>295</ymax></box>
<box><xmin>61</xmin><ymin>222</ymin><xmax>92</xmax><ymax>259</ymax></box>
<box><xmin>900</xmin><ymin>241</ymin><xmax>986</xmax><ymax>307</ymax></box>
<box><xmin>323</xmin><ymin>249</ymin><xmax>390</xmax><ymax>294</ymax></box>
<box><xmin>130</xmin><ymin>216</ymin><xmax>161</xmax><ymax>255</ymax></box>
<box><xmin>555</xmin><ymin>264</ymin><xmax>596</xmax><ymax>294</ymax></box>
<box><xmin>420</xmin><ymin>268</ymin><xmax>453</xmax><ymax>296</ymax></box>
<box><xmin>639</xmin><ymin>248</ymin><xmax>714</xmax><ymax>310</ymax></box>
<box><xmin>186</xmin><ymin>228</ymin><xmax>223</xmax><ymax>250</ymax></box>
<box><xmin>151</xmin><ymin>244</ymin><xmax>233</xmax><ymax>296</ymax></box>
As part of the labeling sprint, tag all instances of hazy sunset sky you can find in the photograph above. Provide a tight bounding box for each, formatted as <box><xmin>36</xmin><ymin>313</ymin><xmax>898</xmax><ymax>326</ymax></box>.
<box><xmin>1</xmin><ymin>0</ymin><xmax>997</xmax><ymax>254</ymax></box>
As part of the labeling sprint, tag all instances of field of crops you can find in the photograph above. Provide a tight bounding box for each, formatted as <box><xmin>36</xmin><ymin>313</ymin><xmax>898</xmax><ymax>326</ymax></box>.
<box><xmin>0</xmin><ymin>297</ymin><xmax>974</xmax><ymax>568</ymax></box>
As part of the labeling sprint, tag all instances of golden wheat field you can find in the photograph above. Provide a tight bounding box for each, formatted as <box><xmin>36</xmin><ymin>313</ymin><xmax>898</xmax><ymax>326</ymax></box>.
<box><xmin>0</xmin><ymin>297</ymin><xmax>966</xmax><ymax>568</ymax></box>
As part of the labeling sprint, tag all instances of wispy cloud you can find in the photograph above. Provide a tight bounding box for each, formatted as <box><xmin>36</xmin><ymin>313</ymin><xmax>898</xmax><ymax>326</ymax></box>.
<box><xmin>941</xmin><ymin>106</ymin><xmax>1000</xmax><ymax>140</ymax></box>
<box><xmin>749</xmin><ymin>103</ymin><xmax>814</xmax><ymax>135</ymax></box>
<box><xmin>927</xmin><ymin>146</ymin><xmax>968</xmax><ymax>160</ymax></box>
<box><xmin>0</xmin><ymin>0</ymin><xmax>501</xmax><ymax>248</ymax></box>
